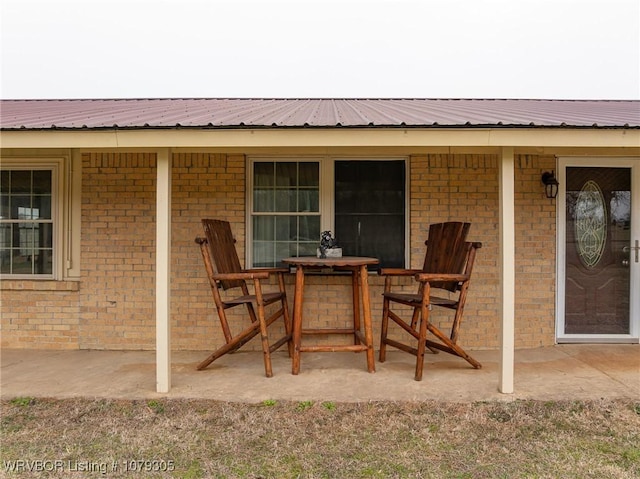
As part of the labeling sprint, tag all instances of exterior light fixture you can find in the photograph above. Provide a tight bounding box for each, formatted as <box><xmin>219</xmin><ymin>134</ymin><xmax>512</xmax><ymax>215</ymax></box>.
<box><xmin>541</xmin><ymin>171</ymin><xmax>559</xmax><ymax>199</ymax></box>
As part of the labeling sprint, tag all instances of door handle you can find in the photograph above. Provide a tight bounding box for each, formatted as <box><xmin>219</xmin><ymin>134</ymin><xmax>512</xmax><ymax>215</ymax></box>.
<box><xmin>622</xmin><ymin>240</ymin><xmax>640</xmax><ymax>263</ymax></box>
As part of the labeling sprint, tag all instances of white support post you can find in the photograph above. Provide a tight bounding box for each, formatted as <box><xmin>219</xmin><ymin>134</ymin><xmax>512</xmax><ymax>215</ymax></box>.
<box><xmin>156</xmin><ymin>149</ymin><xmax>171</xmax><ymax>393</ymax></box>
<box><xmin>499</xmin><ymin>147</ymin><xmax>515</xmax><ymax>394</ymax></box>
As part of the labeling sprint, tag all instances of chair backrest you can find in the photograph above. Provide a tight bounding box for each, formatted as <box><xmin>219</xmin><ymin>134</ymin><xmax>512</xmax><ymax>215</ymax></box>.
<box><xmin>422</xmin><ymin>222</ymin><xmax>472</xmax><ymax>292</ymax></box>
<box><xmin>201</xmin><ymin>219</ymin><xmax>244</xmax><ymax>290</ymax></box>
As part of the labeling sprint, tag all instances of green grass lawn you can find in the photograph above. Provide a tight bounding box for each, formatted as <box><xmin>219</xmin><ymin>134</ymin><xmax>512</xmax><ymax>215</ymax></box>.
<box><xmin>2</xmin><ymin>398</ymin><xmax>639</xmax><ymax>478</ymax></box>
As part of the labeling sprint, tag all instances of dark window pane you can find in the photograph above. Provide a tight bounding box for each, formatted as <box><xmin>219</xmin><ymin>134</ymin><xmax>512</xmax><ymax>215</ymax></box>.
<box><xmin>298</xmin><ymin>163</ymin><xmax>319</xmax><ymax>187</ymax></box>
<box><xmin>33</xmin><ymin>195</ymin><xmax>52</xmax><ymax>219</ymax></box>
<box><xmin>10</xmin><ymin>248</ymin><xmax>31</xmax><ymax>274</ymax></box>
<box><xmin>335</xmin><ymin>161</ymin><xmax>405</xmax><ymax>268</ymax></box>
<box><xmin>0</xmin><ymin>171</ymin><xmax>10</xmax><ymax>194</ymax></box>
<box><xmin>254</xmin><ymin>162</ymin><xmax>274</xmax><ymax>187</ymax></box>
<box><xmin>36</xmin><ymin>249</ymin><xmax>53</xmax><ymax>274</ymax></box>
<box><xmin>13</xmin><ymin>196</ymin><xmax>31</xmax><ymax>219</ymax></box>
<box><xmin>275</xmin><ymin>216</ymin><xmax>297</xmax><ymax>241</ymax></box>
<box><xmin>253</xmin><ymin>189</ymin><xmax>274</xmax><ymax>212</ymax></box>
<box><xmin>39</xmin><ymin>223</ymin><xmax>53</xmax><ymax>248</ymax></box>
<box><xmin>275</xmin><ymin>189</ymin><xmax>296</xmax><ymax>212</ymax></box>
<box><xmin>335</xmin><ymin>214</ymin><xmax>405</xmax><ymax>267</ymax></box>
<box><xmin>297</xmin><ymin>189</ymin><xmax>319</xmax><ymax>212</ymax></box>
<box><xmin>298</xmin><ymin>216</ymin><xmax>320</xmax><ymax>243</ymax></box>
<box><xmin>9</xmin><ymin>171</ymin><xmax>31</xmax><ymax>193</ymax></box>
<box><xmin>0</xmin><ymin>194</ymin><xmax>9</xmax><ymax>219</ymax></box>
<box><xmin>336</xmin><ymin>161</ymin><xmax>405</xmax><ymax>214</ymax></box>
<box><xmin>32</xmin><ymin>170</ymin><xmax>52</xmax><ymax>194</ymax></box>
<box><xmin>253</xmin><ymin>216</ymin><xmax>275</xmax><ymax>241</ymax></box>
<box><xmin>0</xmin><ymin>223</ymin><xmax>12</xmax><ymax>273</ymax></box>
<box><xmin>275</xmin><ymin>162</ymin><xmax>298</xmax><ymax>187</ymax></box>
<box><xmin>0</xmin><ymin>252</ymin><xmax>10</xmax><ymax>273</ymax></box>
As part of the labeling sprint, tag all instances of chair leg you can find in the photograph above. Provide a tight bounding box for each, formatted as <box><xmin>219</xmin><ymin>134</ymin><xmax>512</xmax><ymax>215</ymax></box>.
<box><xmin>414</xmin><ymin>300</ymin><xmax>430</xmax><ymax>381</ymax></box>
<box><xmin>379</xmin><ymin>296</ymin><xmax>390</xmax><ymax>362</ymax></box>
<box><xmin>258</xmin><ymin>319</ymin><xmax>273</xmax><ymax>377</ymax></box>
<box><xmin>253</xmin><ymin>279</ymin><xmax>274</xmax><ymax>378</ymax></box>
<box><xmin>424</xmin><ymin>314</ymin><xmax>440</xmax><ymax>355</ymax></box>
<box><xmin>426</xmin><ymin>323</ymin><xmax>482</xmax><ymax>369</ymax></box>
<box><xmin>277</xmin><ymin>272</ymin><xmax>294</xmax><ymax>358</ymax></box>
<box><xmin>281</xmin><ymin>300</ymin><xmax>294</xmax><ymax>358</ymax></box>
<box><xmin>196</xmin><ymin>319</ymin><xmax>262</xmax><ymax>370</ymax></box>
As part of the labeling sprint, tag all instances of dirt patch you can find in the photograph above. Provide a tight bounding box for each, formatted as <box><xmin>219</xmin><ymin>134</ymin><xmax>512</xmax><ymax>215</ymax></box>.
<box><xmin>2</xmin><ymin>398</ymin><xmax>639</xmax><ymax>478</ymax></box>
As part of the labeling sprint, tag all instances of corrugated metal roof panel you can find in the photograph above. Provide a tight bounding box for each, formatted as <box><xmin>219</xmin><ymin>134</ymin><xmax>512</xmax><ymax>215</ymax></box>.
<box><xmin>1</xmin><ymin>98</ymin><xmax>638</xmax><ymax>130</ymax></box>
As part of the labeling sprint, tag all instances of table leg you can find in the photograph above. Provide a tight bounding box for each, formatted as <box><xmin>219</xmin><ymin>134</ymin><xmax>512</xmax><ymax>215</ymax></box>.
<box><xmin>359</xmin><ymin>264</ymin><xmax>376</xmax><ymax>373</ymax></box>
<box><xmin>351</xmin><ymin>267</ymin><xmax>361</xmax><ymax>345</ymax></box>
<box><xmin>291</xmin><ymin>265</ymin><xmax>305</xmax><ymax>375</ymax></box>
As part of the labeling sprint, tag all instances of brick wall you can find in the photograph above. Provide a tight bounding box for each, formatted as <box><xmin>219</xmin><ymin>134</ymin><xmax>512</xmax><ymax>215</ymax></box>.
<box><xmin>170</xmin><ymin>152</ymin><xmax>556</xmax><ymax>351</ymax></box>
<box><xmin>514</xmin><ymin>154</ymin><xmax>557</xmax><ymax>346</ymax></box>
<box><xmin>171</xmin><ymin>153</ymin><xmax>248</xmax><ymax>349</ymax></box>
<box><xmin>79</xmin><ymin>152</ymin><xmax>156</xmax><ymax>349</ymax></box>
<box><xmin>405</xmin><ymin>154</ymin><xmax>500</xmax><ymax>349</ymax></box>
<box><xmin>405</xmin><ymin>153</ymin><xmax>556</xmax><ymax>349</ymax></box>
<box><xmin>0</xmin><ymin>281</ymin><xmax>80</xmax><ymax>349</ymax></box>
<box><xmin>1</xmin><ymin>150</ymin><xmax>557</xmax><ymax>351</ymax></box>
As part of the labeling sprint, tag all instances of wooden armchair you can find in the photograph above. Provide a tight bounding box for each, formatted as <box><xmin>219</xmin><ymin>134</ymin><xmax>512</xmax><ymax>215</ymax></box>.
<box><xmin>195</xmin><ymin>219</ymin><xmax>292</xmax><ymax>377</ymax></box>
<box><xmin>379</xmin><ymin>222</ymin><xmax>482</xmax><ymax>381</ymax></box>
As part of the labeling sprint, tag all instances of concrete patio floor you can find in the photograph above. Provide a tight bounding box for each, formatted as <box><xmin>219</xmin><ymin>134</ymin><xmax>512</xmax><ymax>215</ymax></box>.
<box><xmin>1</xmin><ymin>344</ymin><xmax>638</xmax><ymax>403</ymax></box>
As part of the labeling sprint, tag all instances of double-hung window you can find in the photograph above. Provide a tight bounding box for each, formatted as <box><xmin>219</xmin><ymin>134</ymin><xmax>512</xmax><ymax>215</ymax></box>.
<box><xmin>248</xmin><ymin>157</ymin><xmax>407</xmax><ymax>269</ymax></box>
<box><xmin>0</xmin><ymin>168</ymin><xmax>55</xmax><ymax>276</ymax></box>
<box><xmin>251</xmin><ymin>160</ymin><xmax>321</xmax><ymax>267</ymax></box>
<box><xmin>0</xmin><ymin>156</ymin><xmax>79</xmax><ymax>281</ymax></box>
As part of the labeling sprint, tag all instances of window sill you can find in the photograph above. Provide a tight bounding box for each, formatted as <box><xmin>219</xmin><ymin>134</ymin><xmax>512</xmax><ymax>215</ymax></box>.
<box><xmin>0</xmin><ymin>280</ymin><xmax>80</xmax><ymax>292</ymax></box>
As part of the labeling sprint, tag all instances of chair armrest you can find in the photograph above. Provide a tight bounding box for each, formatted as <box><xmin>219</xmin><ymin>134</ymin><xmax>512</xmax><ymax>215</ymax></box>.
<box><xmin>414</xmin><ymin>273</ymin><xmax>468</xmax><ymax>283</ymax></box>
<box><xmin>245</xmin><ymin>267</ymin><xmax>289</xmax><ymax>275</ymax></box>
<box><xmin>378</xmin><ymin>268</ymin><xmax>422</xmax><ymax>276</ymax></box>
<box><xmin>212</xmin><ymin>271</ymin><xmax>270</xmax><ymax>281</ymax></box>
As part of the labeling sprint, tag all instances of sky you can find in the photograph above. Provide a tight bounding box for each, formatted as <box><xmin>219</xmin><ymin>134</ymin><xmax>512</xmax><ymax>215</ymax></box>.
<box><xmin>1</xmin><ymin>0</ymin><xmax>639</xmax><ymax>100</ymax></box>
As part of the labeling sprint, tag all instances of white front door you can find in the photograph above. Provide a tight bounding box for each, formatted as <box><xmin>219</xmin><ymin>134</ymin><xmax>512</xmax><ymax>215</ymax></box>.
<box><xmin>557</xmin><ymin>157</ymin><xmax>640</xmax><ymax>342</ymax></box>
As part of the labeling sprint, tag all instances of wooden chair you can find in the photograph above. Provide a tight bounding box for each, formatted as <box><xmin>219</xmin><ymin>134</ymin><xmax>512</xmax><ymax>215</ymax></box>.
<box><xmin>378</xmin><ymin>222</ymin><xmax>482</xmax><ymax>381</ymax></box>
<box><xmin>195</xmin><ymin>219</ymin><xmax>292</xmax><ymax>377</ymax></box>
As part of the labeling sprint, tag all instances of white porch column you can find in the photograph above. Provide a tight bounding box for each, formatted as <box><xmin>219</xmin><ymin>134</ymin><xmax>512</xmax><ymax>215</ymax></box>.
<box><xmin>499</xmin><ymin>147</ymin><xmax>515</xmax><ymax>394</ymax></box>
<box><xmin>156</xmin><ymin>149</ymin><xmax>171</xmax><ymax>393</ymax></box>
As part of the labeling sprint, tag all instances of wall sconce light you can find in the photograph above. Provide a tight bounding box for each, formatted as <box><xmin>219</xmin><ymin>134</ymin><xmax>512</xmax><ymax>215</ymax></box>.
<box><xmin>541</xmin><ymin>171</ymin><xmax>559</xmax><ymax>199</ymax></box>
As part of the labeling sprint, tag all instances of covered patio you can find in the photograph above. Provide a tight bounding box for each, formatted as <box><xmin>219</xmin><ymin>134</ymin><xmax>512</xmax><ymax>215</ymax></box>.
<box><xmin>1</xmin><ymin>344</ymin><xmax>638</xmax><ymax>403</ymax></box>
<box><xmin>2</xmin><ymin>99</ymin><xmax>639</xmax><ymax>397</ymax></box>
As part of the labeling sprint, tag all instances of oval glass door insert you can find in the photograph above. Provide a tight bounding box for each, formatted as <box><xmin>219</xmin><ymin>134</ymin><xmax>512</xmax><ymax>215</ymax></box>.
<box><xmin>575</xmin><ymin>180</ymin><xmax>607</xmax><ymax>268</ymax></box>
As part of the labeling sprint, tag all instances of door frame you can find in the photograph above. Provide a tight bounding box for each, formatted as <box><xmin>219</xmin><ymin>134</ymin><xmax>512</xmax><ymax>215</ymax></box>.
<box><xmin>556</xmin><ymin>156</ymin><xmax>640</xmax><ymax>343</ymax></box>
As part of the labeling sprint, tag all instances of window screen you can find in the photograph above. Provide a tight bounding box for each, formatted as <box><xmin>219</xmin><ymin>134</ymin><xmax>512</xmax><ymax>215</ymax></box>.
<box><xmin>335</xmin><ymin>161</ymin><xmax>405</xmax><ymax>269</ymax></box>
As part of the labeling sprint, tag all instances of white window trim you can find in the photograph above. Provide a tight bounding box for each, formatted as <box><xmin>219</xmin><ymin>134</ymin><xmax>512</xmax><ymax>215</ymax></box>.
<box><xmin>0</xmin><ymin>153</ymin><xmax>80</xmax><ymax>281</ymax></box>
<box><xmin>246</xmin><ymin>156</ymin><xmax>409</xmax><ymax>268</ymax></box>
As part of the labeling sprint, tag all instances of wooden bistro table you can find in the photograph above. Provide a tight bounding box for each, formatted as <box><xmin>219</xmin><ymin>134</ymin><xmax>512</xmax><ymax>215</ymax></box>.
<box><xmin>281</xmin><ymin>256</ymin><xmax>379</xmax><ymax>375</ymax></box>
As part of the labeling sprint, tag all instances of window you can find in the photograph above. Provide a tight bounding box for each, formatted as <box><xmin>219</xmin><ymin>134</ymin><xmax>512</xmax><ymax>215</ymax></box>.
<box><xmin>335</xmin><ymin>160</ymin><xmax>405</xmax><ymax>268</ymax></box>
<box><xmin>248</xmin><ymin>157</ymin><xmax>407</xmax><ymax>269</ymax></box>
<box><xmin>251</xmin><ymin>161</ymin><xmax>321</xmax><ymax>267</ymax></box>
<box><xmin>0</xmin><ymin>169</ymin><xmax>55</xmax><ymax>276</ymax></box>
<box><xmin>0</xmin><ymin>156</ymin><xmax>80</xmax><ymax>281</ymax></box>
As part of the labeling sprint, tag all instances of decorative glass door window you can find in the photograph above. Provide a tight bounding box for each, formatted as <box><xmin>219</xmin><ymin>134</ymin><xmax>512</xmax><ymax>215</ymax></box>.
<box><xmin>564</xmin><ymin>166</ymin><xmax>632</xmax><ymax>335</ymax></box>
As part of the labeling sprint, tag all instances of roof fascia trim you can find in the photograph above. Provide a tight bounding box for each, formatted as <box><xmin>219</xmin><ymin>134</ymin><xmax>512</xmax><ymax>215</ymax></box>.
<box><xmin>1</xmin><ymin>128</ymin><xmax>639</xmax><ymax>149</ymax></box>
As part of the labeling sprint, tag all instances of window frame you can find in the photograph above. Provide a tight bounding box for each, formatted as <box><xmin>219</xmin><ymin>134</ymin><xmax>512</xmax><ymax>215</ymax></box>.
<box><xmin>246</xmin><ymin>156</ymin><xmax>409</xmax><ymax>268</ymax></box>
<box><xmin>0</xmin><ymin>155</ymin><xmax>79</xmax><ymax>281</ymax></box>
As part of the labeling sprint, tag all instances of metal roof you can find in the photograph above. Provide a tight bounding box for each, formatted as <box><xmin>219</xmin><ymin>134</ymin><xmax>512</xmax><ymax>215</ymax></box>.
<box><xmin>1</xmin><ymin>98</ymin><xmax>639</xmax><ymax>130</ymax></box>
